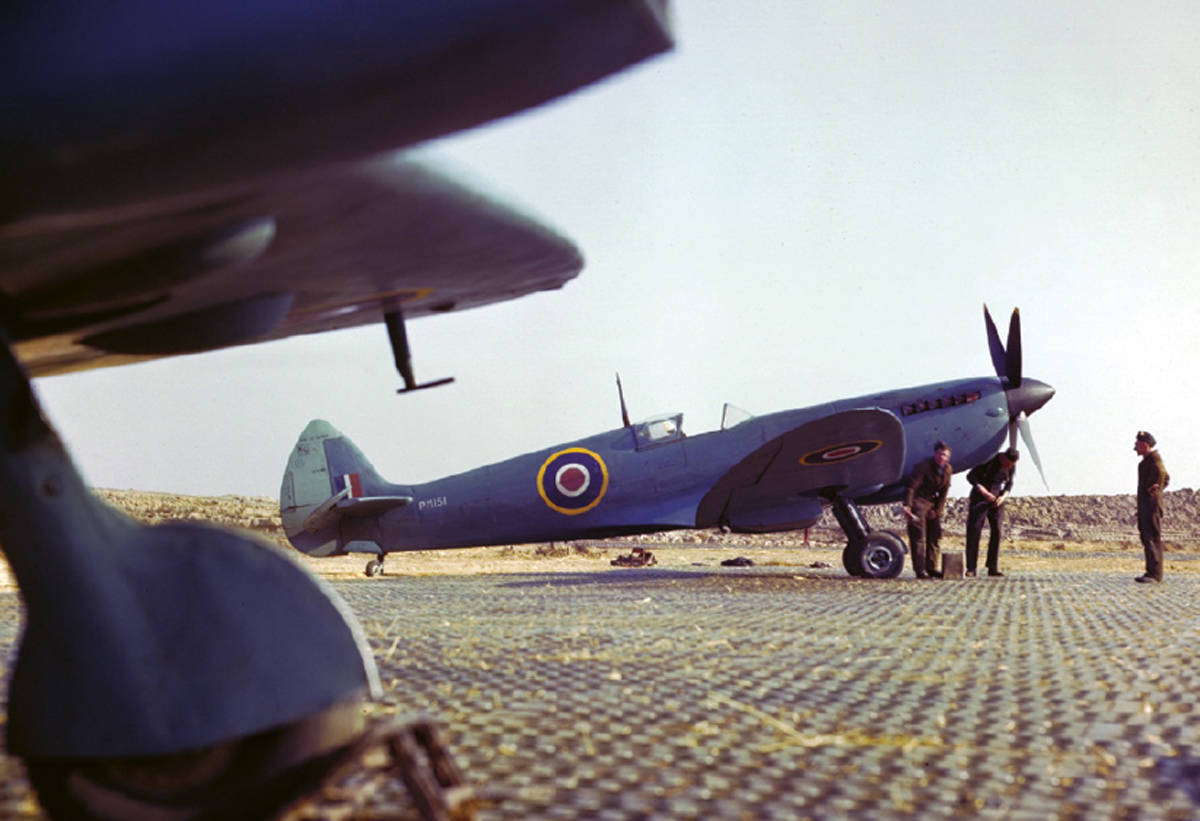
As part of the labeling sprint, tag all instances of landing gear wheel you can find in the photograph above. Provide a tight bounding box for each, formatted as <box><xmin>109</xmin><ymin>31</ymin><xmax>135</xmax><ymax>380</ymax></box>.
<box><xmin>857</xmin><ymin>531</ymin><xmax>907</xmax><ymax>579</ymax></box>
<box><xmin>25</xmin><ymin>699</ymin><xmax>366</xmax><ymax>821</ymax></box>
<box><xmin>364</xmin><ymin>558</ymin><xmax>384</xmax><ymax>578</ymax></box>
<box><xmin>842</xmin><ymin>541</ymin><xmax>864</xmax><ymax>576</ymax></box>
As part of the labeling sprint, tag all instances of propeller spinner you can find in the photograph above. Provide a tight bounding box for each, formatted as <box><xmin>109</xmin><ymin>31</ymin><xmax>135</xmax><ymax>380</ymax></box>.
<box><xmin>983</xmin><ymin>305</ymin><xmax>1054</xmax><ymax>488</ymax></box>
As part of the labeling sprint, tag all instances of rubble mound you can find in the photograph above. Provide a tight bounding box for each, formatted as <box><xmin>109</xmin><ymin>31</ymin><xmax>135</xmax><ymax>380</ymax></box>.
<box><xmin>91</xmin><ymin>487</ymin><xmax>1200</xmax><ymax>548</ymax></box>
<box><xmin>94</xmin><ymin>489</ymin><xmax>288</xmax><ymax>546</ymax></box>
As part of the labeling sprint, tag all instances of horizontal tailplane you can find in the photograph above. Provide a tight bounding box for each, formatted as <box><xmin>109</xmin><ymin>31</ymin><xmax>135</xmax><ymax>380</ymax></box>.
<box><xmin>302</xmin><ymin>489</ymin><xmax>413</xmax><ymax>534</ymax></box>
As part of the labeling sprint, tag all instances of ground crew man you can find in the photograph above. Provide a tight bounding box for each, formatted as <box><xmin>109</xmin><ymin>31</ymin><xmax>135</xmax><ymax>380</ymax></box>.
<box><xmin>1134</xmin><ymin>431</ymin><xmax>1169</xmax><ymax>583</ymax></box>
<box><xmin>964</xmin><ymin>447</ymin><xmax>1018</xmax><ymax>577</ymax></box>
<box><xmin>903</xmin><ymin>441</ymin><xmax>952</xmax><ymax>579</ymax></box>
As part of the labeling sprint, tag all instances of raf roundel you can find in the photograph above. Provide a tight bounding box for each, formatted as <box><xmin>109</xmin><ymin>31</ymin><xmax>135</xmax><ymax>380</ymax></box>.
<box><xmin>537</xmin><ymin>448</ymin><xmax>609</xmax><ymax>515</ymax></box>
<box><xmin>799</xmin><ymin>440</ymin><xmax>883</xmax><ymax>466</ymax></box>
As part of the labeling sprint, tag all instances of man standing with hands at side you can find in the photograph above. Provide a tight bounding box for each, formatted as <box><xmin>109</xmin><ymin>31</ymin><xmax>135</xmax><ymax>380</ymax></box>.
<box><xmin>904</xmin><ymin>441</ymin><xmax>953</xmax><ymax>579</ymax></box>
<box><xmin>1134</xmin><ymin>430</ymin><xmax>1170</xmax><ymax>583</ymax></box>
<box><xmin>964</xmin><ymin>447</ymin><xmax>1019</xmax><ymax>577</ymax></box>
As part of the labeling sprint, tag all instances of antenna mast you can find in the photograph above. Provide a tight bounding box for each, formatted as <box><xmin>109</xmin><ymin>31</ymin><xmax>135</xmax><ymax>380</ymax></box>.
<box><xmin>615</xmin><ymin>373</ymin><xmax>631</xmax><ymax>428</ymax></box>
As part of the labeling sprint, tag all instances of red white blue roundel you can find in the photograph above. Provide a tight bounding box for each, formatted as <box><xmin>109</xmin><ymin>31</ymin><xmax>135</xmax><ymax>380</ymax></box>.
<box><xmin>799</xmin><ymin>440</ymin><xmax>883</xmax><ymax>466</ymax></box>
<box><xmin>537</xmin><ymin>448</ymin><xmax>609</xmax><ymax>515</ymax></box>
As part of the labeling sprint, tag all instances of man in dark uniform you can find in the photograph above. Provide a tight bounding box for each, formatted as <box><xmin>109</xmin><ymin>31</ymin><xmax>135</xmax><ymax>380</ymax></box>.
<box><xmin>964</xmin><ymin>447</ymin><xmax>1019</xmax><ymax>577</ymax></box>
<box><xmin>903</xmin><ymin>441</ymin><xmax>952</xmax><ymax>579</ymax></box>
<box><xmin>1134</xmin><ymin>431</ymin><xmax>1170</xmax><ymax>583</ymax></box>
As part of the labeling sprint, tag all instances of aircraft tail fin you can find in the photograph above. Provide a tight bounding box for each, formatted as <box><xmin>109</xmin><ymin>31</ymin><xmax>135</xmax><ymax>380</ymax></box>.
<box><xmin>280</xmin><ymin>420</ymin><xmax>410</xmax><ymax>556</ymax></box>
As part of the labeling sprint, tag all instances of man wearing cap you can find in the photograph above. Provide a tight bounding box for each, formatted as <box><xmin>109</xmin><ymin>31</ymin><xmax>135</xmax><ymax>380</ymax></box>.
<box><xmin>964</xmin><ymin>448</ymin><xmax>1019</xmax><ymax>577</ymax></box>
<box><xmin>1134</xmin><ymin>431</ymin><xmax>1170</xmax><ymax>583</ymax></box>
<box><xmin>903</xmin><ymin>441</ymin><xmax>953</xmax><ymax>578</ymax></box>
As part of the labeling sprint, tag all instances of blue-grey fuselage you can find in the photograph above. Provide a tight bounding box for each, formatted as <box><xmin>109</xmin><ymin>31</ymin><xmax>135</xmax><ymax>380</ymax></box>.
<box><xmin>281</xmin><ymin>374</ymin><xmax>1054</xmax><ymax>561</ymax></box>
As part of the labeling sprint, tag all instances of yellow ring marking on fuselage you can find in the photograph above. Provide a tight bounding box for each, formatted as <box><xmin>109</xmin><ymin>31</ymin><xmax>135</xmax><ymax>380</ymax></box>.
<box><xmin>536</xmin><ymin>447</ymin><xmax>609</xmax><ymax>516</ymax></box>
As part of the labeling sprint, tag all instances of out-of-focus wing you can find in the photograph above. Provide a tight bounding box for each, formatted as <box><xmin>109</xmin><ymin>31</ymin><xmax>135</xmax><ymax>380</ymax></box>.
<box><xmin>1</xmin><ymin>0</ymin><xmax>674</xmax><ymax>376</ymax></box>
<box><xmin>8</xmin><ymin>157</ymin><xmax>587</xmax><ymax>376</ymax></box>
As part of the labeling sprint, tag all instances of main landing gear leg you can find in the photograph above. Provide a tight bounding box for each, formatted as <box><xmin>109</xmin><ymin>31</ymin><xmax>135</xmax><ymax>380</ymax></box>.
<box><xmin>829</xmin><ymin>495</ymin><xmax>907</xmax><ymax>579</ymax></box>
<box><xmin>384</xmin><ymin>306</ymin><xmax>455</xmax><ymax>394</ymax></box>
<box><xmin>0</xmin><ymin>325</ymin><xmax>382</xmax><ymax>819</ymax></box>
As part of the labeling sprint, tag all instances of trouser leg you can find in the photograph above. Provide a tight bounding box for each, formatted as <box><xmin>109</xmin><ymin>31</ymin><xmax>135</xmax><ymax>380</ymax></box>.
<box><xmin>985</xmin><ymin>506</ymin><xmax>1003</xmax><ymax>572</ymax></box>
<box><xmin>1139</xmin><ymin>504</ymin><xmax>1163</xmax><ymax>580</ymax></box>
<box><xmin>926</xmin><ymin>516</ymin><xmax>942</xmax><ymax>575</ymax></box>
<box><xmin>965</xmin><ymin>502</ymin><xmax>986</xmax><ymax>572</ymax></box>
<box><xmin>907</xmin><ymin>519</ymin><xmax>927</xmax><ymax>578</ymax></box>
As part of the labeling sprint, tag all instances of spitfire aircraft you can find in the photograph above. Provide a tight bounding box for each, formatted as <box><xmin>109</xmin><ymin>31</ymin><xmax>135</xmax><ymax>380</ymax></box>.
<box><xmin>282</xmin><ymin>306</ymin><xmax>1054</xmax><ymax>579</ymax></box>
<box><xmin>2</xmin><ymin>2</ymin><xmax>672</xmax><ymax>818</ymax></box>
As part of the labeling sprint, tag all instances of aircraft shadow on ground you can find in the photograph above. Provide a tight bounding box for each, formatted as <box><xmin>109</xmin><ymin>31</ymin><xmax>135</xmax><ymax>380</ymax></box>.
<box><xmin>491</xmin><ymin>566</ymin><xmax>886</xmax><ymax>590</ymax></box>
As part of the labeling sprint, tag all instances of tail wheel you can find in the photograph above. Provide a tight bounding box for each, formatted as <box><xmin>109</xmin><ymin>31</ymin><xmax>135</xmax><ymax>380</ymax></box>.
<box><xmin>857</xmin><ymin>531</ymin><xmax>907</xmax><ymax>579</ymax></box>
<box><xmin>364</xmin><ymin>558</ymin><xmax>384</xmax><ymax>577</ymax></box>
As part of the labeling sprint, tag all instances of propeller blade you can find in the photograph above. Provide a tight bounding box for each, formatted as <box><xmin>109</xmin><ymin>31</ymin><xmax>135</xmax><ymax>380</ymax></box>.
<box><xmin>1016</xmin><ymin>413</ymin><xmax>1048</xmax><ymax>491</ymax></box>
<box><xmin>1005</xmin><ymin>308</ymin><xmax>1022</xmax><ymax>388</ymax></box>
<box><xmin>983</xmin><ymin>304</ymin><xmax>1007</xmax><ymax>381</ymax></box>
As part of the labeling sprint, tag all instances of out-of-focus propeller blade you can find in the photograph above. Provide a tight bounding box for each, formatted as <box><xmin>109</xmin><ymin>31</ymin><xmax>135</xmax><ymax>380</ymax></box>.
<box><xmin>1016</xmin><ymin>413</ymin><xmax>1048</xmax><ymax>490</ymax></box>
<box><xmin>984</xmin><ymin>304</ymin><xmax>1007</xmax><ymax>381</ymax></box>
<box><xmin>1005</xmin><ymin>308</ymin><xmax>1022</xmax><ymax>388</ymax></box>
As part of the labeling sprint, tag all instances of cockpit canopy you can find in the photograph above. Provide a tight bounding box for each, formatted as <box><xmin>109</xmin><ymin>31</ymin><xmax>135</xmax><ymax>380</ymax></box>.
<box><xmin>634</xmin><ymin>413</ymin><xmax>684</xmax><ymax>450</ymax></box>
<box><xmin>720</xmin><ymin>403</ymin><xmax>754</xmax><ymax>430</ymax></box>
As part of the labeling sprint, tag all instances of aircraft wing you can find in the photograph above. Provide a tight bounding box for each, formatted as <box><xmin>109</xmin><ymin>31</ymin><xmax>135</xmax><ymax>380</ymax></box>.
<box><xmin>7</xmin><ymin>157</ymin><xmax>589</xmax><ymax>376</ymax></box>
<box><xmin>696</xmin><ymin>408</ymin><xmax>907</xmax><ymax>528</ymax></box>
<box><xmin>1</xmin><ymin>0</ymin><xmax>674</xmax><ymax>376</ymax></box>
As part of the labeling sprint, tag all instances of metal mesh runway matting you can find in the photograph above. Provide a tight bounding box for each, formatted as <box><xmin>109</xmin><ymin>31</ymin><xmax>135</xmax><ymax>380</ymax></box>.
<box><xmin>3</xmin><ymin>568</ymin><xmax>1200</xmax><ymax>819</ymax></box>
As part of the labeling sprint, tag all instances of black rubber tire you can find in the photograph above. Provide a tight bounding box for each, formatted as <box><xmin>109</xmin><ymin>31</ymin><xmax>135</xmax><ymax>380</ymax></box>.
<box><xmin>857</xmin><ymin>531</ymin><xmax>907</xmax><ymax>579</ymax></box>
<box><xmin>25</xmin><ymin>700</ymin><xmax>366</xmax><ymax>821</ymax></box>
<box><xmin>842</xmin><ymin>541</ymin><xmax>864</xmax><ymax>576</ymax></box>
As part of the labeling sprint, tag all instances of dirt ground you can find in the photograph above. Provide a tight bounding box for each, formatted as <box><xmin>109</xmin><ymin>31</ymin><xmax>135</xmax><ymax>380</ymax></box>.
<box><xmin>1</xmin><ymin>487</ymin><xmax>1195</xmax><ymax>592</ymax></box>
<box><xmin>6</xmin><ymin>538</ymin><xmax>1192</xmax><ymax>594</ymax></box>
<box><xmin>290</xmin><ymin>538</ymin><xmax>1200</xmax><ymax>581</ymax></box>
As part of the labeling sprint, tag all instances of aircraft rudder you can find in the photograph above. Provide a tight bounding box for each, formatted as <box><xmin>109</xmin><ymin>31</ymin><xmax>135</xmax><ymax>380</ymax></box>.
<box><xmin>321</xmin><ymin>432</ymin><xmax>393</xmax><ymax>499</ymax></box>
<box><xmin>280</xmin><ymin>419</ymin><xmax>346</xmax><ymax>556</ymax></box>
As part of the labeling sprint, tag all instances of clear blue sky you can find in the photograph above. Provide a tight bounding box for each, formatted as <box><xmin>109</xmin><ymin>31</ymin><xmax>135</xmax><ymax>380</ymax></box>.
<box><xmin>35</xmin><ymin>1</ymin><xmax>1200</xmax><ymax>500</ymax></box>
